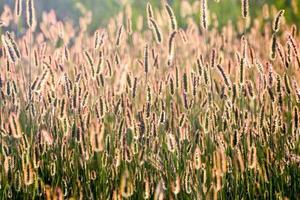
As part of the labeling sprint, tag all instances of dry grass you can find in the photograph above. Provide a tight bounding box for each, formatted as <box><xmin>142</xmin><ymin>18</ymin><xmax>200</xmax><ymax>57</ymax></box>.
<box><xmin>0</xmin><ymin>0</ymin><xmax>300</xmax><ymax>199</ymax></box>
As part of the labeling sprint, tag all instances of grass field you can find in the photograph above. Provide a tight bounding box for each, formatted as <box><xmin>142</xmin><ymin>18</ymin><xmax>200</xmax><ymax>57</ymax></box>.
<box><xmin>0</xmin><ymin>0</ymin><xmax>300</xmax><ymax>199</ymax></box>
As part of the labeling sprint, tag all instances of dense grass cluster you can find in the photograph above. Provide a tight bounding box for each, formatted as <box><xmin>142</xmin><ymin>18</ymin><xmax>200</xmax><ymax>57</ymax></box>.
<box><xmin>0</xmin><ymin>0</ymin><xmax>300</xmax><ymax>199</ymax></box>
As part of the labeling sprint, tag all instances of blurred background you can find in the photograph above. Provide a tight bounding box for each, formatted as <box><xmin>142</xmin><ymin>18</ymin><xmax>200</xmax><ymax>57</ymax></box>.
<box><xmin>1</xmin><ymin>0</ymin><xmax>299</xmax><ymax>31</ymax></box>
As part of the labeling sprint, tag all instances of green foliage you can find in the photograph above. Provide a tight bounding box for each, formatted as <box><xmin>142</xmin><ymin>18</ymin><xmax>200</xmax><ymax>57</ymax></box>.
<box><xmin>0</xmin><ymin>0</ymin><xmax>299</xmax><ymax>30</ymax></box>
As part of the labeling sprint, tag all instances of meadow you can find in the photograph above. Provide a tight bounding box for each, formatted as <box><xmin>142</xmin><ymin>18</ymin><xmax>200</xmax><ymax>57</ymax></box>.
<box><xmin>0</xmin><ymin>0</ymin><xmax>300</xmax><ymax>199</ymax></box>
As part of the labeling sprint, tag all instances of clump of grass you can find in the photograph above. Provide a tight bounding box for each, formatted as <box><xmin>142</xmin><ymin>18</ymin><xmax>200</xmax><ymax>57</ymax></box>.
<box><xmin>0</xmin><ymin>1</ymin><xmax>299</xmax><ymax>200</ymax></box>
